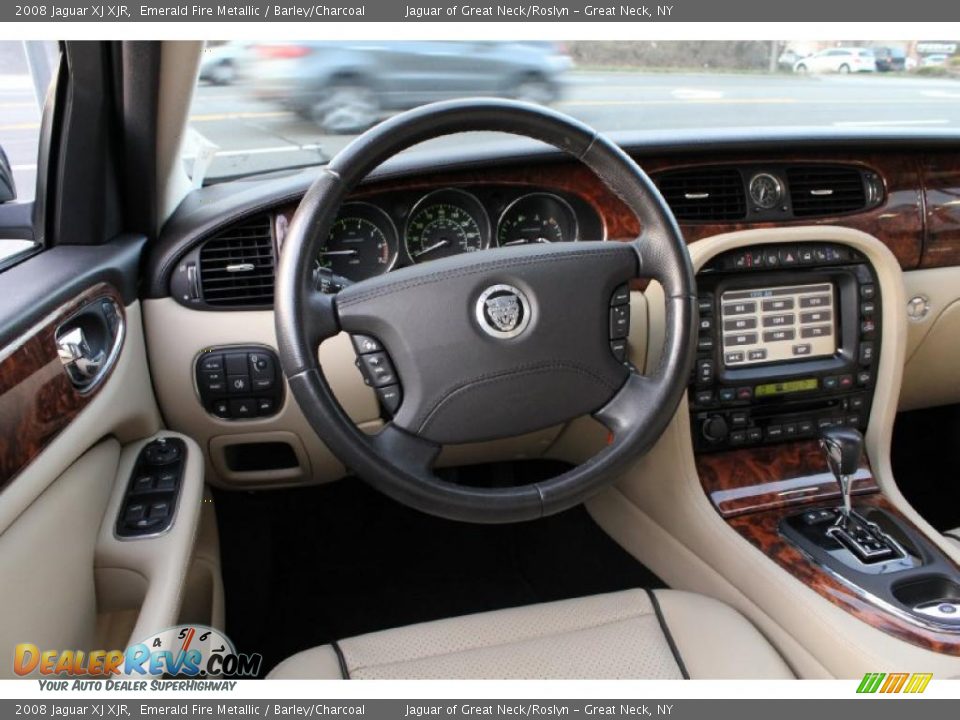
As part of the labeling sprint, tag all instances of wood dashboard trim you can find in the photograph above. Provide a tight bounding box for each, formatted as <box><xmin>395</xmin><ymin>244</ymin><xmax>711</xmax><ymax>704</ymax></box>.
<box><xmin>276</xmin><ymin>150</ymin><xmax>929</xmax><ymax>270</ymax></box>
<box><xmin>0</xmin><ymin>283</ymin><xmax>124</xmax><ymax>487</ymax></box>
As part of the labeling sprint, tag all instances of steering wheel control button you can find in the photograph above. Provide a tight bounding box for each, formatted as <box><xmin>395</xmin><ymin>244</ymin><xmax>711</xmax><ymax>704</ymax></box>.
<box><xmin>610</xmin><ymin>284</ymin><xmax>630</xmax><ymax>307</ymax></box>
<box><xmin>476</xmin><ymin>284</ymin><xmax>531</xmax><ymax>339</ymax></box>
<box><xmin>610</xmin><ymin>338</ymin><xmax>628</xmax><ymax>363</ymax></box>
<box><xmin>609</xmin><ymin>305</ymin><xmax>630</xmax><ymax>339</ymax></box>
<box><xmin>358</xmin><ymin>352</ymin><xmax>398</xmax><ymax>388</ymax></box>
<box><xmin>117</xmin><ymin>438</ymin><xmax>186</xmax><ymax>539</ymax></box>
<box><xmin>376</xmin><ymin>385</ymin><xmax>403</xmax><ymax>415</ymax></box>
<box><xmin>195</xmin><ymin>345</ymin><xmax>284</xmax><ymax>421</ymax></box>
<box><xmin>351</xmin><ymin>334</ymin><xmax>383</xmax><ymax>355</ymax></box>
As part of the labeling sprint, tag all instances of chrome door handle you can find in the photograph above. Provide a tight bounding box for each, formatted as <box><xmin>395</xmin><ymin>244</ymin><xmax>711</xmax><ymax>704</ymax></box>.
<box><xmin>57</xmin><ymin>326</ymin><xmax>106</xmax><ymax>384</ymax></box>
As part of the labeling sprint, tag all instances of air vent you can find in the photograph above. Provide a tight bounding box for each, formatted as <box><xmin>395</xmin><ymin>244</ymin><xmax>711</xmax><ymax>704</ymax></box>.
<box><xmin>198</xmin><ymin>215</ymin><xmax>275</xmax><ymax>307</ymax></box>
<box><xmin>787</xmin><ymin>166</ymin><xmax>869</xmax><ymax>217</ymax></box>
<box><xmin>657</xmin><ymin>168</ymin><xmax>746</xmax><ymax>221</ymax></box>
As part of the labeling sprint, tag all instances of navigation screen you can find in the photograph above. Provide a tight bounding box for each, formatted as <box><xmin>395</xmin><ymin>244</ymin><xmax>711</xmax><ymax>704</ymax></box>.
<box><xmin>720</xmin><ymin>283</ymin><xmax>836</xmax><ymax>367</ymax></box>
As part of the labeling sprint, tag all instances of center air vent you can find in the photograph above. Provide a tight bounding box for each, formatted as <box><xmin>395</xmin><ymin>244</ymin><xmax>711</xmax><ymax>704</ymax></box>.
<box><xmin>657</xmin><ymin>168</ymin><xmax>746</xmax><ymax>222</ymax></box>
<box><xmin>198</xmin><ymin>215</ymin><xmax>275</xmax><ymax>307</ymax></box>
<box><xmin>787</xmin><ymin>166</ymin><xmax>871</xmax><ymax>217</ymax></box>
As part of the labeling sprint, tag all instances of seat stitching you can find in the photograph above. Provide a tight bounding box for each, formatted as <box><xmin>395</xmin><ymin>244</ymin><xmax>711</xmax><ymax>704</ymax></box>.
<box><xmin>346</xmin><ymin>604</ymin><xmax>657</xmax><ymax>675</ymax></box>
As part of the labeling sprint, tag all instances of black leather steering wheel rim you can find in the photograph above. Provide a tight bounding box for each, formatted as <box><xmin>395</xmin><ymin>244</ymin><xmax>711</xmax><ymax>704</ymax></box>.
<box><xmin>275</xmin><ymin>99</ymin><xmax>696</xmax><ymax>524</ymax></box>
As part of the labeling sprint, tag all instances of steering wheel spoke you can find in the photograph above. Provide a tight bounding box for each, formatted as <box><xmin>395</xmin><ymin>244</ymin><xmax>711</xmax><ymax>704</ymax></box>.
<box><xmin>592</xmin><ymin>373</ymin><xmax>657</xmax><ymax>439</ymax></box>
<box><xmin>369</xmin><ymin>423</ymin><xmax>440</xmax><ymax>477</ymax></box>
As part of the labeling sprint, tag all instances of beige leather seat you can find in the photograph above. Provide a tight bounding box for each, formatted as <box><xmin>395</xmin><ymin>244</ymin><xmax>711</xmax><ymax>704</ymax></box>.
<box><xmin>268</xmin><ymin>588</ymin><xmax>793</xmax><ymax>679</ymax></box>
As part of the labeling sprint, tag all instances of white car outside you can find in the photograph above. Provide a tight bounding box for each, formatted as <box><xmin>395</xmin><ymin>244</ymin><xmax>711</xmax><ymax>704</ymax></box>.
<box><xmin>794</xmin><ymin>48</ymin><xmax>877</xmax><ymax>74</ymax></box>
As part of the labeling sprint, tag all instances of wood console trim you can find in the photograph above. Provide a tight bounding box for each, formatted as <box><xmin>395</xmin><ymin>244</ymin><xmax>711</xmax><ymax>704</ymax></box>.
<box><xmin>277</xmin><ymin>151</ymin><xmax>927</xmax><ymax>270</ymax></box>
<box><xmin>696</xmin><ymin>440</ymin><xmax>879</xmax><ymax>518</ymax></box>
<box><xmin>728</xmin><ymin>494</ymin><xmax>960</xmax><ymax>656</ymax></box>
<box><xmin>0</xmin><ymin>283</ymin><xmax>124</xmax><ymax>488</ymax></box>
<box><xmin>920</xmin><ymin>151</ymin><xmax>960</xmax><ymax>269</ymax></box>
<box><xmin>698</xmin><ymin>441</ymin><xmax>960</xmax><ymax>655</ymax></box>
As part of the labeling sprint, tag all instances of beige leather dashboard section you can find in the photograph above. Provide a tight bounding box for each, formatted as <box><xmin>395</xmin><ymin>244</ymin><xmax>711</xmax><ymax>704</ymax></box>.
<box><xmin>142</xmin><ymin>293</ymin><xmax>649</xmax><ymax>488</ymax></box>
<box><xmin>587</xmin><ymin>226</ymin><xmax>960</xmax><ymax>678</ymax></box>
<box><xmin>899</xmin><ymin>266</ymin><xmax>960</xmax><ymax>411</ymax></box>
<box><xmin>94</xmin><ymin>432</ymin><xmax>205</xmax><ymax>653</ymax></box>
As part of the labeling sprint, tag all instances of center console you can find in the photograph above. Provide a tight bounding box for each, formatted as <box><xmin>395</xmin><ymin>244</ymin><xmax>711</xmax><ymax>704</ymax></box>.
<box><xmin>690</xmin><ymin>243</ymin><xmax>880</xmax><ymax>452</ymax></box>
<box><xmin>691</xmin><ymin>240</ymin><xmax>960</xmax><ymax>655</ymax></box>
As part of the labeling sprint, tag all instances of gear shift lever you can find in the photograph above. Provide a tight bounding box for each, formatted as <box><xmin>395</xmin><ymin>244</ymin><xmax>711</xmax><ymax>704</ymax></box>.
<box><xmin>820</xmin><ymin>427</ymin><xmax>863</xmax><ymax>520</ymax></box>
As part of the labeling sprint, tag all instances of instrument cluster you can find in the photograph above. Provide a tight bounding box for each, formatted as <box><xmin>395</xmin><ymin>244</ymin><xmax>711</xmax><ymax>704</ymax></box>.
<box><xmin>291</xmin><ymin>185</ymin><xmax>604</xmax><ymax>283</ymax></box>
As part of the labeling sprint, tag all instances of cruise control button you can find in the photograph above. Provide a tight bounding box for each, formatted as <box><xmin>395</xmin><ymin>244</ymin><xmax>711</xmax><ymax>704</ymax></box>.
<box><xmin>359</xmin><ymin>352</ymin><xmax>398</xmax><ymax>388</ymax></box>
<box><xmin>610</xmin><ymin>339</ymin><xmax>628</xmax><ymax>362</ymax></box>
<box><xmin>609</xmin><ymin>305</ymin><xmax>630</xmax><ymax>339</ymax></box>
<box><xmin>376</xmin><ymin>385</ymin><xmax>402</xmax><ymax>414</ymax></box>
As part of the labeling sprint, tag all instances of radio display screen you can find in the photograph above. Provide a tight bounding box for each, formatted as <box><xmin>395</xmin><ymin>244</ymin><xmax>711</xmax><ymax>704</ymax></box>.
<box><xmin>720</xmin><ymin>283</ymin><xmax>836</xmax><ymax>367</ymax></box>
<box><xmin>755</xmin><ymin>378</ymin><xmax>819</xmax><ymax>397</ymax></box>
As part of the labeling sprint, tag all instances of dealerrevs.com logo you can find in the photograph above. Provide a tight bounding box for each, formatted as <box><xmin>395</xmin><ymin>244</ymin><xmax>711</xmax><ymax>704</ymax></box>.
<box><xmin>857</xmin><ymin>672</ymin><xmax>933</xmax><ymax>694</ymax></box>
<box><xmin>14</xmin><ymin>625</ymin><xmax>262</xmax><ymax>679</ymax></box>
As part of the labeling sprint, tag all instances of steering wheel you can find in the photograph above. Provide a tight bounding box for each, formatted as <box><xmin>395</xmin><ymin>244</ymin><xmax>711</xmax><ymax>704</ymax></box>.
<box><xmin>275</xmin><ymin>99</ymin><xmax>695</xmax><ymax>524</ymax></box>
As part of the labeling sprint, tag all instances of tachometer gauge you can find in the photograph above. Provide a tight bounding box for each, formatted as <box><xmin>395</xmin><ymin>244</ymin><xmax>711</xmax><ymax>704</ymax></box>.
<box><xmin>497</xmin><ymin>193</ymin><xmax>578</xmax><ymax>246</ymax></box>
<box><xmin>316</xmin><ymin>202</ymin><xmax>398</xmax><ymax>281</ymax></box>
<box><xmin>748</xmin><ymin>173</ymin><xmax>784</xmax><ymax>210</ymax></box>
<box><xmin>405</xmin><ymin>189</ymin><xmax>490</xmax><ymax>263</ymax></box>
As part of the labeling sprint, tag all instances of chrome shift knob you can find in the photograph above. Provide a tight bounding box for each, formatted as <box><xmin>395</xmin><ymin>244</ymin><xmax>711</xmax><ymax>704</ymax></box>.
<box><xmin>820</xmin><ymin>427</ymin><xmax>863</xmax><ymax>519</ymax></box>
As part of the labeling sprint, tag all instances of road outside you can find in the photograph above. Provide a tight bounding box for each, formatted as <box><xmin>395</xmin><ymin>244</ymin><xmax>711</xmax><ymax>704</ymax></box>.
<box><xmin>3</xmin><ymin>43</ymin><xmax>960</xmax><ymax>196</ymax></box>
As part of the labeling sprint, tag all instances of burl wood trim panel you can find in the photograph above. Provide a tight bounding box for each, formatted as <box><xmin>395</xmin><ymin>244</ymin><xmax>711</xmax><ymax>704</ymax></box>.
<box><xmin>696</xmin><ymin>440</ymin><xmax>879</xmax><ymax>518</ymax></box>
<box><xmin>0</xmin><ymin>283</ymin><xmax>124</xmax><ymax>487</ymax></box>
<box><xmin>920</xmin><ymin>151</ymin><xmax>960</xmax><ymax>269</ymax></box>
<box><xmin>729</xmin><ymin>494</ymin><xmax>960</xmax><ymax>656</ymax></box>
<box><xmin>279</xmin><ymin>150</ymin><xmax>925</xmax><ymax>269</ymax></box>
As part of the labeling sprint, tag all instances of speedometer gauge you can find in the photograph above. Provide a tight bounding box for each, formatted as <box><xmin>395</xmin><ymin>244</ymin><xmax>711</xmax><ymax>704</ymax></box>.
<box><xmin>405</xmin><ymin>189</ymin><xmax>490</xmax><ymax>263</ymax></box>
<box><xmin>317</xmin><ymin>202</ymin><xmax>398</xmax><ymax>281</ymax></box>
<box><xmin>497</xmin><ymin>193</ymin><xmax>578</xmax><ymax>246</ymax></box>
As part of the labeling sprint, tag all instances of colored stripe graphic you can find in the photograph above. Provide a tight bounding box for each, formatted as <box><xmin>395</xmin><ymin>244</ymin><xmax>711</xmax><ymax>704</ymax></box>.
<box><xmin>857</xmin><ymin>673</ymin><xmax>885</xmax><ymax>693</ymax></box>
<box><xmin>880</xmin><ymin>673</ymin><xmax>909</xmax><ymax>693</ymax></box>
<box><xmin>904</xmin><ymin>673</ymin><xmax>933</xmax><ymax>694</ymax></box>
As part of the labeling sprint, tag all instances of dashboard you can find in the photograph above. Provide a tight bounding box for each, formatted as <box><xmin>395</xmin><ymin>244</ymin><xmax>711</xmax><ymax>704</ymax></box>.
<box><xmin>273</xmin><ymin>185</ymin><xmax>603</xmax><ymax>285</ymax></box>
<box><xmin>142</xmin><ymin>130</ymin><xmax>960</xmax><ymax>485</ymax></box>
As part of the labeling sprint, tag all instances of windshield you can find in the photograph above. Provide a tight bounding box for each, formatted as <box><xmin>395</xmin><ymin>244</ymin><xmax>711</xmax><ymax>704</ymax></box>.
<box><xmin>184</xmin><ymin>40</ymin><xmax>960</xmax><ymax>184</ymax></box>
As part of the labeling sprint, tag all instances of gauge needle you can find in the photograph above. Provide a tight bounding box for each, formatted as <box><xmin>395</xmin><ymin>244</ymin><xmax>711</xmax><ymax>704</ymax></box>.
<box><xmin>503</xmin><ymin>237</ymin><xmax>551</xmax><ymax>246</ymax></box>
<box><xmin>318</xmin><ymin>249</ymin><xmax>359</xmax><ymax>257</ymax></box>
<box><xmin>412</xmin><ymin>239</ymin><xmax>450</xmax><ymax>258</ymax></box>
